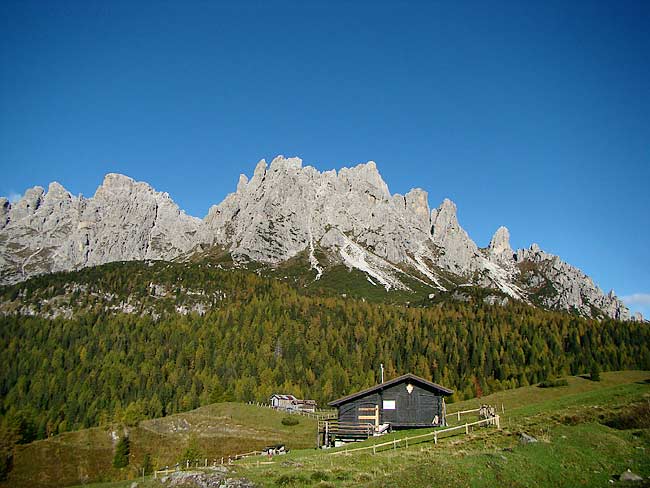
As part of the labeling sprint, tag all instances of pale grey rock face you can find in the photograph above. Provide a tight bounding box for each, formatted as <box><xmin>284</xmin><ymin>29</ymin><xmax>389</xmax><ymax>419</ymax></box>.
<box><xmin>0</xmin><ymin>198</ymin><xmax>9</xmax><ymax>230</ymax></box>
<box><xmin>202</xmin><ymin>156</ymin><xmax>437</xmax><ymax>275</ymax></box>
<box><xmin>514</xmin><ymin>244</ymin><xmax>629</xmax><ymax>320</ymax></box>
<box><xmin>488</xmin><ymin>226</ymin><xmax>513</xmax><ymax>263</ymax></box>
<box><xmin>0</xmin><ymin>175</ymin><xmax>200</xmax><ymax>283</ymax></box>
<box><xmin>0</xmin><ymin>156</ymin><xmax>630</xmax><ymax>320</ymax></box>
<box><xmin>430</xmin><ymin>199</ymin><xmax>481</xmax><ymax>274</ymax></box>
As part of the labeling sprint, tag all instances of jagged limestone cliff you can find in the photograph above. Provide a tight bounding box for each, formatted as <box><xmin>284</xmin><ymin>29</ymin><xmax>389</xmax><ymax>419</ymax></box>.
<box><xmin>0</xmin><ymin>174</ymin><xmax>200</xmax><ymax>283</ymax></box>
<box><xmin>0</xmin><ymin>156</ymin><xmax>629</xmax><ymax>320</ymax></box>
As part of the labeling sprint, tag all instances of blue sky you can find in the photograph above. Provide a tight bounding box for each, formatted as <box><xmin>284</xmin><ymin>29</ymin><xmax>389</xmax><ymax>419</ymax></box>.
<box><xmin>1</xmin><ymin>1</ymin><xmax>648</xmax><ymax>317</ymax></box>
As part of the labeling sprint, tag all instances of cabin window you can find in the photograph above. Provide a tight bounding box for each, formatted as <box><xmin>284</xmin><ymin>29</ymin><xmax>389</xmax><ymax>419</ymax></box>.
<box><xmin>383</xmin><ymin>400</ymin><xmax>396</xmax><ymax>410</ymax></box>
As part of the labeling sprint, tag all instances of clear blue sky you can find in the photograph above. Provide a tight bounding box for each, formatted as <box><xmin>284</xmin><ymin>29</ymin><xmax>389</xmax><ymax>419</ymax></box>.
<box><xmin>1</xmin><ymin>1</ymin><xmax>648</xmax><ymax>317</ymax></box>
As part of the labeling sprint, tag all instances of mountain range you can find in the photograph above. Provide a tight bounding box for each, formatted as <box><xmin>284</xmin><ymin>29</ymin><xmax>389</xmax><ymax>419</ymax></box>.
<box><xmin>0</xmin><ymin>156</ymin><xmax>628</xmax><ymax>320</ymax></box>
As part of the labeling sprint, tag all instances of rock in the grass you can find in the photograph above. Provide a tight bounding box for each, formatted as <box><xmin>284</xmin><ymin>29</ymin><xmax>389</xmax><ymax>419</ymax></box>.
<box><xmin>160</xmin><ymin>470</ymin><xmax>256</xmax><ymax>487</ymax></box>
<box><xmin>519</xmin><ymin>433</ymin><xmax>538</xmax><ymax>444</ymax></box>
<box><xmin>620</xmin><ymin>469</ymin><xmax>643</xmax><ymax>482</ymax></box>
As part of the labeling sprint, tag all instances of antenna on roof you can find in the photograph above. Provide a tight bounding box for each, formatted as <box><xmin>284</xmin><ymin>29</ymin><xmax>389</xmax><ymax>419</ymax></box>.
<box><xmin>380</xmin><ymin>363</ymin><xmax>384</xmax><ymax>383</ymax></box>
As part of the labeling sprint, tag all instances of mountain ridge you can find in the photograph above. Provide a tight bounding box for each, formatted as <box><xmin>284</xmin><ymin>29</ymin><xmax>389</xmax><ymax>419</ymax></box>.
<box><xmin>0</xmin><ymin>156</ymin><xmax>628</xmax><ymax>320</ymax></box>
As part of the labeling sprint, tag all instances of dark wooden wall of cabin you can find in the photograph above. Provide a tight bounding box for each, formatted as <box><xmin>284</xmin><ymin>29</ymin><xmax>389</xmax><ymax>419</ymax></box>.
<box><xmin>380</xmin><ymin>382</ymin><xmax>442</xmax><ymax>427</ymax></box>
<box><xmin>335</xmin><ymin>380</ymin><xmax>444</xmax><ymax>428</ymax></box>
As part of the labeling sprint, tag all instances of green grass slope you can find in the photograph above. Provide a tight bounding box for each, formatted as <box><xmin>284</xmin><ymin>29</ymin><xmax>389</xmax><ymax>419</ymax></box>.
<box><xmin>229</xmin><ymin>371</ymin><xmax>650</xmax><ymax>487</ymax></box>
<box><xmin>2</xmin><ymin>403</ymin><xmax>317</xmax><ymax>488</ymax></box>
<box><xmin>50</xmin><ymin>371</ymin><xmax>650</xmax><ymax>488</ymax></box>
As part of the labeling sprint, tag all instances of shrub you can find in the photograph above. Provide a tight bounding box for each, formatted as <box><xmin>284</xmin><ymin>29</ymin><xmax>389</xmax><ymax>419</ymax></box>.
<box><xmin>311</xmin><ymin>470</ymin><xmax>329</xmax><ymax>481</ymax></box>
<box><xmin>276</xmin><ymin>474</ymin><xmax>308</xmax><ymax>486</ymax></box>
<box><xmin>281</xmin><ymin>416</ymin><xmax>299</xmax><ymax>426</ymax></box>
<box><xmin>604</xmin><ymin>402</ymin><xmax>650</xmax><ymax>430</ymax></box>
<box><xmin>538</xmin><ymin>378</ymin><xmax>568</xmax><ymax>388</ymax></box>
<box><xmin>142</xmin><ymin>453</ymin><xmax>153</xmax><ymax>475</ymax></box>
<box><xmin>179</xmin><ymin>434</ymin><xmax>203</xmax><ymax>464</ymax></box>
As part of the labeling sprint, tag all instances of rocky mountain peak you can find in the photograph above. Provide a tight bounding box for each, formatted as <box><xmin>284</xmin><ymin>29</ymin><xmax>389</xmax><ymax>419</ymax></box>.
<box><xmin>431</xmin><ymin>199</ymin><xmax>458</xmax><ymax>234</ymax></box>
<box><xmin>8</xmin><ymin>186</ymin><xmax>45</xmax><ymax>222</ymax></box>
<box><xmin>236</xmin><ymin>174</ymin><xmax>249</xmax><ymax>193</ymax></box>
<box><xmin>338</xmin><ymin>161</ymin><xmax>390</xmax><ymax>200</ymax></box>
<box><xmin>0</xmin><ymin>157</ymin><xmax>630</xmax><ymax>320</ymax></box>
<box><xmin>269</xmin><ymin>155</ymin><xmax>303</xmax><ymax>172</ymax></box>
<box><xmin>253</xmin><ymin>159</ymin><xmax>267</xmax><ymax>178</ymax></box>
<box><xmin>430</xmin><ymin>198</ymin><xmax>480</xmax><ymax>273</ymax></box>
<box><xmin>46</xmin><ymin>181</ymin><xmax>71</xmax><ymax>199</ymax></box>
<box><xmin>99</xmin><ymin>172</ymin><xmax>136</xmax><ymax>189</ymax></box>
<box><xmin>489</xmin><ymin>226</ymin><xmax>513</xmax><ymax>261</ymax></box>
<box><xmin>405</xmin><ymin>188</ymin><xmax>430</xmax><ymax>231</ymax></box>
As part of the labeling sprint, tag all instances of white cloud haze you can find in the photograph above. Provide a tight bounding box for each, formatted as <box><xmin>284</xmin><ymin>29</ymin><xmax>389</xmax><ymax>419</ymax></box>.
<box><xmin>622</xmin><ymin>293</ymin><xmax>650</xmax><ymax>306</ymax></box>
<box><xmin>8</xmin><ymin>192</ymin><xmax>22</xmax><ymax>203</ymax></box>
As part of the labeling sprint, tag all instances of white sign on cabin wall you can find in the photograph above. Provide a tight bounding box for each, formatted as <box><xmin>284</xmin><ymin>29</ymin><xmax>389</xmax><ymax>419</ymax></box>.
<box><xmin>383</xmin><ymin>400</ymin><xmax>396</xmax><ymax>410</ymax></box>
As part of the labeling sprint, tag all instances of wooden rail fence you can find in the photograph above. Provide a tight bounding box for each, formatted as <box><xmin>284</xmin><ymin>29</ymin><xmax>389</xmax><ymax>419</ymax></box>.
<box><xmin>154</xmin><ymin>449</ymin><xmax>277</xmax><ymax>478</ymax></box>
<box><xmin>445</xmin><ymin>404</ymin><xmax>504</xmax><ymax>423</ymax></box>
<box><xmin>329</xmin><ymin>415</ymin><xmax>501</xmax><ymax>456</ymax></box>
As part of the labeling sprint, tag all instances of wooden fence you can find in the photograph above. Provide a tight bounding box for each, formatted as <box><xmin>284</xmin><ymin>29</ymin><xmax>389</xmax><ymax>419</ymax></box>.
<box><xmin>154</xmin><ymin>449</ymin><xmax>273</xmax><ymax>478</ymax></box>
<box><xmin>329</xmin><ymin>415</ymin><xmax>500</xmax><ymax>456</ymax></box>
<box><xmin>445</xmin><ymin>404</ymin><xmax>504</xmax><ymax>423</ymax></box>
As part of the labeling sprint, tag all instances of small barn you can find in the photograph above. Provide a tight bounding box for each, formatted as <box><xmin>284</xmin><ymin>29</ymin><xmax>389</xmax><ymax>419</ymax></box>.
<box><xmin>328</xmin><ymin>373</ymin><xmax>453</xmax><ymax>431</ymax></box>
<box><xmin>269</xmin><ymin>394</ymin><xmax>297</xmax><ymax>409</ymax></box>
<box><xmin>292</xmin><ymin>399</ymin><xmax>317</xmax><ymax>413</ymax></box>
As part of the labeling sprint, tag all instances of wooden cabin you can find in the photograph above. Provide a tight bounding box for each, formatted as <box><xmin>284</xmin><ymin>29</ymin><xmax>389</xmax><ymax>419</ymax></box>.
<box><xmin>292</xmin><ymin>399</ymin><xmax>317</xmax><ymax>413</ymax></box>
<box><xmin>269</xmin><ymin>394</ymin><xmax>317</xmax><ymax>412</ymax></box>
<box><xmin>326</xmin><ymin>373</ymin><xmax>453</xmax><ymax>442</ymax></box>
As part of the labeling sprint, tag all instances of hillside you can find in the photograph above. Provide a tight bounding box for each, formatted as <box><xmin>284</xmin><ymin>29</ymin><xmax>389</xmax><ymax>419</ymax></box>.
<box><xmin>1</xmin><ymin>260</ymin><xmax>649</xmax><ymax>444</ymax></box>
<box><xmin>230</xmin><ymin>371</ymin><xmax>650</xmax><ymax>487</ymax></box>
<box><xmin>9</xmin><ymin>371</ymin><xmax>647</xmax><ymax>488</ymax></box>
<box><xmin>2</xmin><ymin>403</ymin><xmax>317</xmax><ymax>488</ymax></box>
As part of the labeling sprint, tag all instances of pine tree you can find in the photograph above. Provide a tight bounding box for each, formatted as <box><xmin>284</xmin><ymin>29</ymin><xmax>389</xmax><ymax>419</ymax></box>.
<box><xmin>112</xmin><ymin>436</ymin><xmax>130</xmax><ymax>468</ymax></box>
<box><xmin>590</xmin><ymin>362</ymin><xmax>601</xmax><ymax>382</ymax></box>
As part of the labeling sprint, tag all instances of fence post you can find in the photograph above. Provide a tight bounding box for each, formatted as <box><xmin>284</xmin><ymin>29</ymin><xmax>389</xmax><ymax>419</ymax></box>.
<box><xmin>457</xmin><ymin>411</ymin><xmax>461</xmax><ymax>421</ymax></box>
<box><xmin>465</xmin><ymin>423</ymin><xmax>468</xmax><ymax>435</ymax></box>
<box><xmin>373</xmin><ymin>445</ymin><xmax>376</xmax><ymax>455</ymax></box>
<box><xmin>393</xmin><ymin>439</ymin><xmax>396</xmax><ymax>450</ymax></box>
<box><xmin>496</xmin><ymin>415</ymin><xmax>501</xmax><ymax>429</ymax></box>
<box><xmin>434</xmin><ymin>432</ymin><xmax>437</xmax><ymax>444</ymax></box>
<box><xmin>405</xmin><ymin>437</ymin><xmax>409</xmax><ymax>449</ymax></box>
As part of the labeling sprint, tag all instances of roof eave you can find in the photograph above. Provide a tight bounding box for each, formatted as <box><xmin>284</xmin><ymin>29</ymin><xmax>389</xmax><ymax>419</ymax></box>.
<box><xmin>328</xmin><ymin>373</ymin><xmax>454</xmax><ymax>406</ymax></box>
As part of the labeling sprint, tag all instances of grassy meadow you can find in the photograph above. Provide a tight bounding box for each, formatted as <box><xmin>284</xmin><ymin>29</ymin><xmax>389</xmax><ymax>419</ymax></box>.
<box><xmin>3</xmin><ymin>403</ymin><xmax>317</xmax><ymax>488</ymax></box>
<box><xmin>4</xmin><ymin>371</ymin><xmax>649</xmax><ymax>487</ymax></box>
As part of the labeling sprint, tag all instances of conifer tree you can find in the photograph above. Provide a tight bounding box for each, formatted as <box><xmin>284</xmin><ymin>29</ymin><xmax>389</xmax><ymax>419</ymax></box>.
<box><xmin>112</xmin><ymin>436</ymin><xmax>130</xmax><ymax>468</ymax></box>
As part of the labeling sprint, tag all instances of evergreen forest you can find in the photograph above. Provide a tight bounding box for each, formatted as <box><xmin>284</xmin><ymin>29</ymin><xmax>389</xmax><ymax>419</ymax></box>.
<box><xmin>1</xmin><ymin>260</ymin><xmax>649</xmax><ymax>444</ymax></box>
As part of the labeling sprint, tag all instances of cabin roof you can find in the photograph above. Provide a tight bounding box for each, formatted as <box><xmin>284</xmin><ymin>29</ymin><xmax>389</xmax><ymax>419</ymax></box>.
<box><xmin>328</xmin><ymin>373</ymin><xmax>453</xmax><ymax>407</ymax></box>
<box><xmin>270</xmin><ymin>394</ymin><xmax>297</xmax><ymax>401</ymax></box>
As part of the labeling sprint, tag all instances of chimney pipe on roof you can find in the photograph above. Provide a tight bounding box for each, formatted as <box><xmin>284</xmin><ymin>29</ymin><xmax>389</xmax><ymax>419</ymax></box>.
<box><xmin>380</xmin><ymin>363</ymin><xmax>384</xmax><ymax>383</ymax></box>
